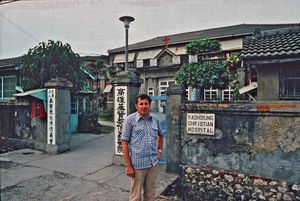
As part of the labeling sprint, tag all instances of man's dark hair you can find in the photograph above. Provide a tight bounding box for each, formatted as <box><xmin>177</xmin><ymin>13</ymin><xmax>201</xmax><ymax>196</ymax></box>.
<box><xmin>135</xmin><ymin>93</ymin><xmax>152</xmax><ymax>104</ymax></box>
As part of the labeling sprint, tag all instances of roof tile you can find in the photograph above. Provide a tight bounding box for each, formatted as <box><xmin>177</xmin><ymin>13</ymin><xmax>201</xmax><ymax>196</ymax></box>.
<box><xmin>109</xmin><ymin>23</ymin><xmax>299</xmax><ymax>53</ymax></box>
<box><xmin>241</xmin><ymin>26</ymin><xmax>300</xmax><ymax>59</ymax></box>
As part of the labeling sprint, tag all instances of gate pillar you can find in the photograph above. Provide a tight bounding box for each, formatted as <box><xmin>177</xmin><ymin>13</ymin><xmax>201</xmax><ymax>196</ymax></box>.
<box><xmin>166</xmin><ymin>84</ymin><xmax>186</xmax><ymax>173</ymax></box>
<box><xmin>112</xmin><ymin>71</ymin><xmax>142</xmax><ymax>165</ymax></box>
<box><xmin>44</xmin><ymin>78</ymin><xmax>72</xmax><ymax>154</ymax></box>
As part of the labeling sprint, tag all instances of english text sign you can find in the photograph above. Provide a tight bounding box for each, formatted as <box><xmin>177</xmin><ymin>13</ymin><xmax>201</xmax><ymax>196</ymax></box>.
<box><xmin>186</xmin><ymin>113</ymin><xmax>215</xmax><ymax>135</ymax></box>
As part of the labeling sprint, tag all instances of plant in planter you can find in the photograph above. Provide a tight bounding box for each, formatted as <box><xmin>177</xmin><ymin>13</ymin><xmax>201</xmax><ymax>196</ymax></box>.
<box><xmin>174</xmin><ymin>39</ymin><xmax>229</xmax><ymax>100</ymax></box>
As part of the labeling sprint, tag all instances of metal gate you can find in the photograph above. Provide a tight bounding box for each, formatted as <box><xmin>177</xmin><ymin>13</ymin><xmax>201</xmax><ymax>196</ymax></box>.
<box><xmin>150</xmin><ymin>96</ymin><xmax>167</xmax><ymax>164</ymax></box>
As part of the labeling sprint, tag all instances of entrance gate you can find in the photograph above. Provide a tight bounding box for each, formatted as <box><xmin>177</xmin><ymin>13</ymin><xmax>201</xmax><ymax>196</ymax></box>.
<box><xmin>150</xmin><ymin>96</ymin><xmax>167</xmax><ymax>164</ymax></box>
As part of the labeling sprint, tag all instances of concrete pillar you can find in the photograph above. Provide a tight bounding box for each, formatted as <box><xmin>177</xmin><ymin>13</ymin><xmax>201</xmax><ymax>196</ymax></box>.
<box><xmin>153</xmin><ymin>78</ymin><xmax>159</xmax><ymax>111</ymax></box>
<box><xmin>145</xmin><ymin>78</ymin><xmax>148</xmax><ymax>94</ymax></box>
<box><xmin>237</xmin><ymin>67</ymin><xmax>246</xmax><ymax>88</ymax></box>
<box><xmin>112</xmin><ymin>71</ymin><xmax>142</xmax><ymax>165</ymax></box>
<box><xmin>99</xmin><ymin>77</ymin><xmax>106</xmax><ymax>92</ymax></box>
<box><xmin>166</xmin><ymin>84</ymin><xmax>186</xmax><ymax>173</ymax></box>
<box><xmin>44</xmin><ymin>78</ymin><xmax>72</xmax><ymax>154</ymax></box>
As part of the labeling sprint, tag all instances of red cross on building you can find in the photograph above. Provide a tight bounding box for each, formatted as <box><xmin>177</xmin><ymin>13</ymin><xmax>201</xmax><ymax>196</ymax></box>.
<box><xmin>163</xmin><ymin>36</ymin><xmax>170</xmax><ymax>48</ymax></box>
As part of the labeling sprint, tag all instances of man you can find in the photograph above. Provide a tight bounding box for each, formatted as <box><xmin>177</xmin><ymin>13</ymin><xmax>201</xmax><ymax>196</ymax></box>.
<box><xmin>122</xmin><ymin>93</ymin><xmax>164</xmax><ymax>201</ymax></box>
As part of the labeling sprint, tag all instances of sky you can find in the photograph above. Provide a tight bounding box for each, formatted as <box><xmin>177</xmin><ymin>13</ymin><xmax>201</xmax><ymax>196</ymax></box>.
<box><xmin>0</xmin><ymin>0</ymin><xmax>300</xmax><ymax>59</ymax></box>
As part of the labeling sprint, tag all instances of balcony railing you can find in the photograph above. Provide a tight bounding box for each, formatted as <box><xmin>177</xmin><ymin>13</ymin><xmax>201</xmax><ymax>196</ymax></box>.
<box><xmin>199</xmin><ymin>58</ymin><xmax>226</xmax><ymax>65</ymax></box>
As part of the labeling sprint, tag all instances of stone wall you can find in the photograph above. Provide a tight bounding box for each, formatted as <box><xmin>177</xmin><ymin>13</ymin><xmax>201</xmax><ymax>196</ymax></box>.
<box><xmin>166</xmin><ymin>84</ymin><xmax>300</xmax><ymax>185</ymax></box>
<box><xmin>0</xmin><ymin>100</ymin><xmax>46</xmax><ymax>150</ymax></box>
<box><xmin>178</xmin><ymin>166</ymin><xmax>299</xmax><ymax>201</ymax></box>
<box><xmin>179</xmin><ymin>102</ymin><xmax>300</xmax><ymax>184</ymax></box>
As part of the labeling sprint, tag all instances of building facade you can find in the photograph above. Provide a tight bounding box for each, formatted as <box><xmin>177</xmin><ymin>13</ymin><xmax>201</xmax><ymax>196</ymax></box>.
<box><xmin>108</xmin><ymin>23</ymin><xmax>298</xmax><ymax>102</ymax></box>
<box><xmin>241</xmin><ymin>25</ymin><xmax>300</xmax><ymax>101</ymax></box>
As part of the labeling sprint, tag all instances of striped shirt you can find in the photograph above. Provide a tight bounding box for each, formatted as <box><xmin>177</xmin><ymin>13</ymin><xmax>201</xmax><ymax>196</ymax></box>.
<box><xmin>121</xmin><ymin>112</ymin><xmax>163</xmax><ymax>170</ymax></box>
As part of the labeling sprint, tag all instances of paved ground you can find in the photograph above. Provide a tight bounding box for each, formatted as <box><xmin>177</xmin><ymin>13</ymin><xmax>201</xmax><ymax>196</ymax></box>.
<box><xmin>0</xmin><ymin>123</ymin><xmax>177</xmax><ymax>201</ymax></box>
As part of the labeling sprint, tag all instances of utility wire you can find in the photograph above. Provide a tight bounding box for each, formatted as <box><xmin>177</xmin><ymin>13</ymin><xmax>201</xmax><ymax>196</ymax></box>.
<box><xmin>0</xmin><ymin>12</ymin><xmax>40</xmax><ymax>43</ymax></box>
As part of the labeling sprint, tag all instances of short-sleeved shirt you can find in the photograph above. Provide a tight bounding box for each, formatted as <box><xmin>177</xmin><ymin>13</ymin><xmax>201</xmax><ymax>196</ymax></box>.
<box><xmin>121</xmin><ymin>112</ymin><xmax>163</xmax><ymax>170</ymax></box>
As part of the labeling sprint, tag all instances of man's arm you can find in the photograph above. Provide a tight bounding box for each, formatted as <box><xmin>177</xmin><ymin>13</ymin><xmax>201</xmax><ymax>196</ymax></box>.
<box><xmin>157</xmin><ymin>134</ymin><xmax>164</xmax><ymax>160</ymax></box>
<box><xmin>122</xmin><ymin>140</ymin><xmax>134</xmax><ymax>178</ymax></box>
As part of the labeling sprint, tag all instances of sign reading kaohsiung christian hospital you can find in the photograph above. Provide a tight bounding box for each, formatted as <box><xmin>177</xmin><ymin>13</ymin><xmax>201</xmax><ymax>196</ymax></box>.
<box><xmin>186</xmin><ymin>113</ymin><xmax>215</xmax><ymax>135</ymax></box>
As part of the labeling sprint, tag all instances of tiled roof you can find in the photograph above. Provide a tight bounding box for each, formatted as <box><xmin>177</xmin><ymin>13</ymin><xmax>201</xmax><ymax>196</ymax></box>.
<box><xmin>0</xmin><ymin>57</ymin><xmax>21</xmax><ymax>66</ymax></box>
<box><xmin>108</xmin><ymin>23</ymin><xmax>299</xmax><ymax>54</ymax></box>
<box><xmin>241</xmin><ymin>26</ymin><xmax>300</xmax><ymax>59</ymax></box>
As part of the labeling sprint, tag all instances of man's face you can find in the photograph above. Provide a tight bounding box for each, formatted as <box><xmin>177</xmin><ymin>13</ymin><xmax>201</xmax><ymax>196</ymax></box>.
<box><xmin>135</xmin><ymin>98</ymin><xmax>150</xmax><ymax>117</ymax></box>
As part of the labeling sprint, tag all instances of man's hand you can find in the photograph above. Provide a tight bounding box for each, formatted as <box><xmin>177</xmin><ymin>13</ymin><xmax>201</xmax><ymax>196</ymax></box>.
<box><xmin>126</xmin><ymin>165</ymin><xmax>135</xmax><ymax>178</ymax></box>
<box><xmin>158</xmin><ymin>151</ymin><xmax>162</xmax><ymax>161</ymax></box>
<box><xmin>157</xmin><ymin>135</ymin><xmax>163</xmax><ymax>161</ymax></box>
<box><xmin>122</xmin><ymin>140</ymin><xmax>135</xmax><ymax>178</ymax></box>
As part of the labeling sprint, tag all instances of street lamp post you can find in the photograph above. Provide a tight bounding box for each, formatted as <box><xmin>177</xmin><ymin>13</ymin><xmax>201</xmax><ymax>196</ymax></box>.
<box><xmin>119</xmin><ymin>16</ymin><xmax>135</xmax><ymax>72</ymax></box>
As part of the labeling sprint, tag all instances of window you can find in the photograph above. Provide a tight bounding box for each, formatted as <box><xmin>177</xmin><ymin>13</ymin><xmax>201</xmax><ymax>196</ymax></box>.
<box><xmin>204</xmin><ymin>87</ymin><xmax>218</xmax><ymax>100</ymax></box>
<box><xmin>148</xmin><ymin>87</ymin><xmax>154</xmax><ymax>96</ymax></box>
<box><xmin>150</xmin><ymin>59</ymin><xmax>157</xmax><ymax>67</ymax></box>
<box><xmin>0</xmin><ymin>75</ymin><xmax>16</xmax><ymax>99</ymax></box>
<box><xmin>71</xmin><ymin>99</ymin><xmax>78</xmax><ymax>114</ymax></box>
<box><xmin>281</xmin><ymin>66</ymin><xmax>300</xmax><ymax>98</ymax></box>
<box><xmin>172</xmin><ymin>56</ymin><xmax>180</xmax><ymax>65</ymax></box>
<box><xmin>143</xmin><ymin>59</ymin><xmax>150</xmax><ymax>67</ymax></box>
<box><xmin>137</xmin><ymin>60</ymin><xmax>143</xmax><ymax>68</ymax></box>
<box><xmin>160</xmin><ymin>81</ymin><xmax>168</xmax><ymax>86</ymax></box>
<box><xmin>222</xmin><ymin>87</ymin><xmax>233</xmax><ymax>101</ymax></box>
<box><xmin>189</xmin><ymin>55</ymin><xmax>198</xmax><ymax>63</ymax></box>
<box><xmin>180</xmin><ymin>55</ymin><xmax>189</xmax><ymax>65</ymax></box>
<box><xmin>159</xmin><ymin>80</ymin><xmax>175</xmax><ymax>96</ymax></box>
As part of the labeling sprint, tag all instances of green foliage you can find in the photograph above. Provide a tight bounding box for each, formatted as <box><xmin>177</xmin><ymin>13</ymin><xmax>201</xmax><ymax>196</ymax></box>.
<box><xmin>99</xmin><ymin>107</ymin><xmax>113</xmax><ymax>120</ymax></box>
<box><xmin>85</xmin><ymin>58</ymin><xmax>108</xmax><ymax>79</ymax></box>
<box><xmin>185</xmin><ymin>38</ymin><xmax>221</xmax><ymax>55</ymax></box>
<box><xmin>225</xmin><ymin>56</ymin><xmax>240</xmax><ymax>70</ymax></box>
<box><xmin>225</xmin><ymin>56</ymin><xmax>243</xmax><ymax>101</ymax></box>
<box><xmin>174</xmin><ymin>63</ymin><xmax>229</xmax><ymax>90</ymax></box>
<box><xmin>100</xmin><ymin>125</ymin><xmax>114</xmax><ymax>134</ymax></box>
<box><xmin>19</xmin><ymin>40</ymin><xmax>85</xmax><ymax>95</ymax></box>
<box><xmin>231</xmin><ymin>73</ymin><xmax>244</xmax><ymax>101</ymax></box>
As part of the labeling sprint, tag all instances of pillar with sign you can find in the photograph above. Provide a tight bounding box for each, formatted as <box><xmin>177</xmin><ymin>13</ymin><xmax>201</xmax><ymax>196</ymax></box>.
<box><xmin>112</xmin><ymin>71</ymin><xmax>142</xmax><ymax>165</ymax></box>
<box><xmin>45</xmin><ymin>78</ymin><xmax>73</xmax><ymax>154</ymax></box>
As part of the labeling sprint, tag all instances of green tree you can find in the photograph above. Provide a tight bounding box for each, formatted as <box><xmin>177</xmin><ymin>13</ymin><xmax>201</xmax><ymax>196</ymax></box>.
<box><xmin>19</xmin><ymin>40</ymin><xmax>85</xmax><ymax>95</ymax></box>
<box><xmin>84</xmin><ymin>58</ymin><xmax>109</xmax><ymax>110</ymax></box>
<box><xmin>174</xmin><ymin>63</ymin><xmax>229</xmax><ymax>89</ymax></box>
<box><xmin>185</xmin><ymin>38</ymin><xmax>221</xmax><ymax>55</ymax></box>
<box><xmin>85</xmin><ymin>58</ymin><xmax>109</xmax><ymax>85</ymax></box>
<box><xmin>174</xmin><ymin>39</ymin><xmax>229</xmax><ymax>98</ymax></box>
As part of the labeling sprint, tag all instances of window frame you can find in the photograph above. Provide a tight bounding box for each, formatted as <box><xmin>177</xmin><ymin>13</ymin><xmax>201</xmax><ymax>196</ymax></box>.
<box><xmin>280</xmin><ymin>65</ymin><xmax>300</xmax><ymax>99</ymax></box>
<box><xmin>0</xmin><ymin>75</ymin><xmax>16</xmax><ymax>100</ymax></box>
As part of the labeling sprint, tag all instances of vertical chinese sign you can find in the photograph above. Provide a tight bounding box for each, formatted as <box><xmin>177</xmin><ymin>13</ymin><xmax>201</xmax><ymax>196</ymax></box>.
<box><xmin>114</xmin><ymin>86</ymin><xmax>128</xmax><ymax>155</ymax></box>
<box><xmin>47</xmin><ymin>89</ymin><xmax>56</xmax><ymax>145</ymax></box>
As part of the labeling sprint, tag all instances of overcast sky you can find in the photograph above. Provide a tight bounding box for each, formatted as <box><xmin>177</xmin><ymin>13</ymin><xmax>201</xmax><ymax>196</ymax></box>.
<box><xmin>0</xmin><ymin>0</ymin><xmax>299</xmax><ymax>59</ymax></box>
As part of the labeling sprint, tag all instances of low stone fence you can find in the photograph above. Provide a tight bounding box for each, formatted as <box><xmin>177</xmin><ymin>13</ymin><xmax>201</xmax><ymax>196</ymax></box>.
<box><xmin>166</xmin><ymin>84</ymin><xmax>300</xmax><ymax>186</ymax></box>
<box><xmin>0</xmin><ymin>100</ymin><xmax>47</xmax><ymax>151</ymax></box>
<box><xmin>0</xmin><ymin>101</ymin><xmax>31</xmax><ymax>139</ymax></box>
<box><xmin>178</xmin><ymin>166</ymin><xmax>299</xmax><ymax>201</ymax></box>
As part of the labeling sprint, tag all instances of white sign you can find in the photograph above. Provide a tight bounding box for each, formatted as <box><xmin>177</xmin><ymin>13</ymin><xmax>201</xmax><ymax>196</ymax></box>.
<box><xmin>187</xmin><ymin>113</ymin><xmax>215</xmax><ymax>135</ymax></box>
<box><xmin>47</xmin><ymin>89</ymin><xmax>56</xmax><ymax>145</ymax></box>
<box><xmin>114</xmin><ymin>86</ymin><xmax>127</xmax><ymax>155</ymax></box>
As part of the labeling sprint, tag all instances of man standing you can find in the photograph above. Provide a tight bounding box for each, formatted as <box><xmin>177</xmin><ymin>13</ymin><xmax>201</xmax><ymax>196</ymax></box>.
<box><xmin>122</xmin><ymin>93</ymin><xmax>164</xmax><ymax>201</ymax></box>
